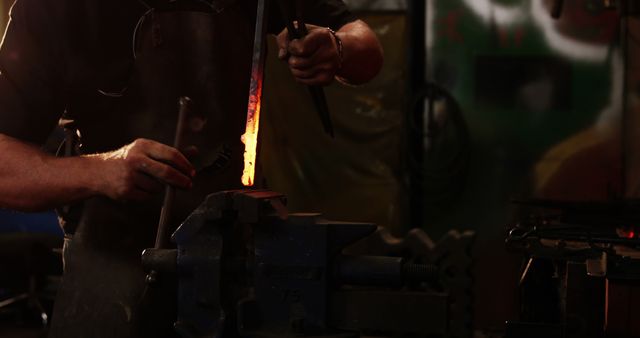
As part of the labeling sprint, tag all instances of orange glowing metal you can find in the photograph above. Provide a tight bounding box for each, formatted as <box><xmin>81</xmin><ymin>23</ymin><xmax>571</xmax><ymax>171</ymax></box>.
<box><xmin>241</xmin><ymin>78</ymin><xmax>263</xmax><ymax>187</ymax></box>
<box><xmin>242</xmin><ymin>0</ymin><xmax>268</xmax><ymax>187</ymax></box>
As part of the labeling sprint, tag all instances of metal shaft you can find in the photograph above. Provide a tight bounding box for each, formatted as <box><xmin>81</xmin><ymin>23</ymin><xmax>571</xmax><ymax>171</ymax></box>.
<box><xmin>241</xmin><ymin>0</ymin><xmax>270</xmax><ymax>187</ymax></box>
<box><xmin>336</xmin><ymin>255</ymin><xmax>439</xmax><ymax>287</ymax></box>
<box><xmin>154</xmin><ymin>96</ymin><xmax>192</xmax><ymax>250</ymax></box>
<box><xmin>277</xmin><ymin>0</ymin><xmax>335</xmax><ymax>138</ymax></box>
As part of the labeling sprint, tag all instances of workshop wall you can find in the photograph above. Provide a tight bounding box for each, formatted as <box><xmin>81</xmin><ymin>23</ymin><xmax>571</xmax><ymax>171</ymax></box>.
<box><xmin>262</xmin><ymin>0</ymin><xmax>627</xmax><ymax>334</ymax></box>
<box><xmin>423</xmin><ymin>0</ymin><xmax>621</xmax><ymax>332</ymax></box>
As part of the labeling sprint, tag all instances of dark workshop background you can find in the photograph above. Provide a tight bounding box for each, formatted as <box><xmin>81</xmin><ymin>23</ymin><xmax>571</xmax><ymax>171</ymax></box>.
<box><xmin>1</xmin><ymin>0</ymin><xmax>638</xmax><ymax>336</ymax></box>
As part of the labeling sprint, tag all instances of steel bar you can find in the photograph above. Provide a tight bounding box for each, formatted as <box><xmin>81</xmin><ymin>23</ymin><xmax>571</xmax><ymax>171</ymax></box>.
<box><xmin>241</xmin><ymin>0</ymin><xmax>270</xmax><ymax>186</ymax></box>
<box><xmin>154</xmin><ymin>96</ymin><xmax>191</xmax><ymax>249</ymax></box>
<box><xmin>277</xmin><ymin>0</ymin><xmax>335</xmax><ymax>137</ymax></box>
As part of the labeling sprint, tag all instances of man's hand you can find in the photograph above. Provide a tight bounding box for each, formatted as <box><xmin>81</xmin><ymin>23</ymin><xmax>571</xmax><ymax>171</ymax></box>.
<box><xmin>277</xmin><ymin>23</ymin><xmax>341</xmax><ymax>86</ymax></box>
<box><xmin>94</xmin><ymin>138</ymin><xmax>195</xmax><ymax>202</ymax></box>
<box><xmin>0</xmin><ymin>134</ymin><xmax>196</xmax><ymax>212</ymax></box>
<box><xmin>276</xmin><ymin>20</ymin><xmax>383</xmax><ymax>86</ymax></box>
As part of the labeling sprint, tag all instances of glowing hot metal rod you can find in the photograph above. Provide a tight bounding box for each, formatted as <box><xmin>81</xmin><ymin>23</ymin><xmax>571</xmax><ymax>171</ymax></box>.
<box><xmin>241</xmin><ymin>0</ymin><xmax>269</xmax><ymax>186</ymax></box>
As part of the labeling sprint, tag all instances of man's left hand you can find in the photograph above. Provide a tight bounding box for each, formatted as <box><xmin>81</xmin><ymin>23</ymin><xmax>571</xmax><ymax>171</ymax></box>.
<box><xmin>276</xmin><ymin>23</ymin><xmax>341</xmax><ymax>86</ymax></box>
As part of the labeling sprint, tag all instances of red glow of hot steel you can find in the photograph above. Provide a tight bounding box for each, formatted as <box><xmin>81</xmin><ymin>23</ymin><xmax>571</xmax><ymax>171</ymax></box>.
<box><xmin>241</xmin><ymin>72</ymin><xmax>263</xmax><ymax>187</ymax></box>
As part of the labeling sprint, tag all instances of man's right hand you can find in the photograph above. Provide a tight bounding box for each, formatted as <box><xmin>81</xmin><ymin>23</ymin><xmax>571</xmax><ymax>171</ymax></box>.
<box><xmin>93</xmin><ymin>138</ymin><xmax>195</xmax><ymax>202</ymax></box>
<box><xmin>0</xmin><ymin>134</ymin><xmax>196</xmax><ymax>211</ymax></box>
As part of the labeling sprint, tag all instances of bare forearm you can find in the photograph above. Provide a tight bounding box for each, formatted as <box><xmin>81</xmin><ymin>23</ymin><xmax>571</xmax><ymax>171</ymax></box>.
<box><xmin>335</xmin><ymin>20</ymin><xmax>384</xmax><ymax>85</ymax></box>
<box><xmin>0</xmin><ymin>134</ymin><xmax>101</xmax><ymax>211</ymax></box>
<box><xmin>0</xmin><ymin>134</ymin><xmax>195</xmax><ymax>212</ymax></box>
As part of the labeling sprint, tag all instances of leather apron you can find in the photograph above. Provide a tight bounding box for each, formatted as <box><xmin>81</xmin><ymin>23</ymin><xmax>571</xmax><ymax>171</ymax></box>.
<box><xmin>49</xmin><ymin>1</ymin><xmax>256</xmax><ymax>337</ymax></box>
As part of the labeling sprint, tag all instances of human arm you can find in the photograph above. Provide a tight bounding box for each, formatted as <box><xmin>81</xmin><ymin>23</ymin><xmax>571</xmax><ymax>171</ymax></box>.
<box><xmin>276</xmin><ymin>19</ymin><xmax>384</xmax><ymax>86</ymax></box>
<box><xmin>0</xmin><ymin>0</ymin><xmax>194</xmax><ymax>211</ymax></box>
<box><xmin>0</xmin><ymin>135</ymin><xmax>194</xmax><ymax>212</ymax></box>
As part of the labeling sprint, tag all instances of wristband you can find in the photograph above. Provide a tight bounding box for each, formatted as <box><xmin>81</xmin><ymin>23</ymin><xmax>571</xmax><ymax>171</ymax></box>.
<box><xmin>327</xmin><ymin>27</ymin><xmax>343</xmax><ymax>69</ymax></box>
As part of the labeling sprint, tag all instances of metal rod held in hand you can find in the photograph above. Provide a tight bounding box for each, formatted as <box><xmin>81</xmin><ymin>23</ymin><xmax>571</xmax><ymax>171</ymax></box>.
<box><xmin>154</xmin><ymin>96</ymin><xmax>192</xmax><ymax>250</ymax></box>
<box><xmin>277</xmin><ymin>0</ymin><xmax>335</xmax><ymax>138</ymax></box>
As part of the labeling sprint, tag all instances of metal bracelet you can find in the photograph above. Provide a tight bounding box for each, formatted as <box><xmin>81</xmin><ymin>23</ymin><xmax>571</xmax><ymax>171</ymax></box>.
<box><xmin>327</xmin><ymin>27</ymin><xmax>344</xmax><ymax>69</ymax></box>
